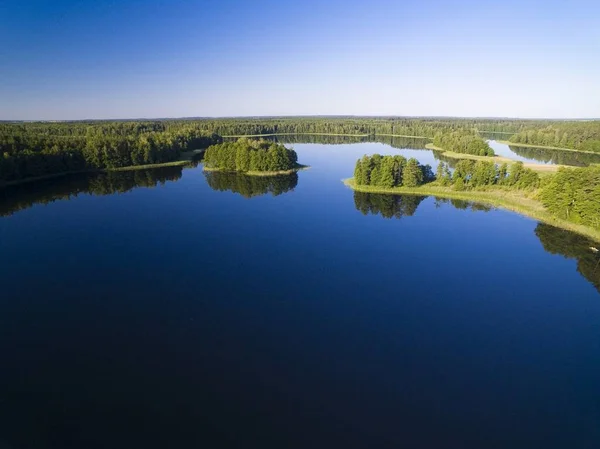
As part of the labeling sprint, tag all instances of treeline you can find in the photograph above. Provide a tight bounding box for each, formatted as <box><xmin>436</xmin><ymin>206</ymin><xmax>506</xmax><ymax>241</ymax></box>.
<box><xmin>433</xmin><ymin>131</ymin><xmax>494</xmax><ymax>156</ymax></box>
<box><xmin>539</xmin><ymin>166</ymin><xmax>600</xmax><ymax>229</ymax></box>
<box><xmin>204</xmin><ymin>171</ymin><xmax>298</xmax><ymax>198</ymax></box>
<box><xmin>353</xmin><ymin>155</ymin><xmax>434</xmax><ymax>188</ymax></box>
<box><xmin>436</xmin><ymin>160</ymin><xmax>540</xmax><ymax>191</ymax></box>
<box><xmin>203</xmin><ymin>139</ymin><xmax>299</xmax><ymax>173</ymax></box>
<box><xmin>0</xmin><ymin>166</ymin><xmax>183</xmax><ymax>217</ymax></box>
<box><xmin>0</xmin><ymin>125</ymin><xmax>221</xmax><ymax>183</ymax></box>
<box><xmin>510</xmin><ymin>122</ymin><xmax>600</xmax><ymax>152</ymax></box>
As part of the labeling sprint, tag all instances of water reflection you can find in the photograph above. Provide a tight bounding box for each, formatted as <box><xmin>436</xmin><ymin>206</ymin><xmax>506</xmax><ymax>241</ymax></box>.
<box><xmin>354</xmin><ymin>191</ymin><xmax>600</xmax><ymax>293</ymax></box>
<box><xmin>0</xmin><ymin>166</ymin><xmax>183</xmax><ymax>217</ymax></box>
<box><xmin>535</xmin><ymin>223</ymin><xmax>600</xmax><ymax>294</ymax></box>
<box><xmin>204</xmin><ymin>171</ymin><xmax>298</xmax><ymax>198</ymax></box>
<box><xmin>509</xmin><ymin>145</ymin><xmax>600</xmax><ymax>167</ymax></box>
<box><xmin>354</xmin><ymin>192</ymin><xmax>426</xmax><ymax>219</ymax></box>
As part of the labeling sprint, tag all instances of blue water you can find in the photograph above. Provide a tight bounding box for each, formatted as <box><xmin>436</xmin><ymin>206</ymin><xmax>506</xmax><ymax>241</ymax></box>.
<box><xmin>0</xmin><ymin>142</ymin><xmax>599</xmax><ymax>449</ymax></box>
<box><xmin>487</xmin><ymin>140</ymin><xmax>553</xmax><ymax>164</ymax></box>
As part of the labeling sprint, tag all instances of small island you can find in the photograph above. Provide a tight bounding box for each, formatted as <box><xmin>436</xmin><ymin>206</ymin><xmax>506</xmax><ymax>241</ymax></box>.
<box><xmin>203</xmin><ymin>138</ymin><xmax>307</xmax><ymax>176</ymax></box>
<box><xmin>346</xmin><ymin>153</ymin><xmax>600</xmax><ymax>241</ymax></box>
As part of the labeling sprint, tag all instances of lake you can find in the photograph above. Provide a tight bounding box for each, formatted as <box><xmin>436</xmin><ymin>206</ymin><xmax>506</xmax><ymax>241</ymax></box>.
<box><xmin>1</xmin><ymin>140</ymin><xmax>599</xmax><ymax>449</ymax></box>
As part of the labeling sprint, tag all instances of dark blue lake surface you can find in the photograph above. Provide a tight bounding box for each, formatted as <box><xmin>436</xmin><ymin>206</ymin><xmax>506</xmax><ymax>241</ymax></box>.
<box><xmin>1</xmin><ymin>142</ymin><xmax>599</xmax><ymax>449</ymax></box>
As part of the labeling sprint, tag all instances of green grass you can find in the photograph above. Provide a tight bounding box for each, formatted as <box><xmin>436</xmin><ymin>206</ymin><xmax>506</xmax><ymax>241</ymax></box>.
<box><xmin>343</xmin><ymin>178</ymin><xmax>600</xmax><ymax>242</ymax></box>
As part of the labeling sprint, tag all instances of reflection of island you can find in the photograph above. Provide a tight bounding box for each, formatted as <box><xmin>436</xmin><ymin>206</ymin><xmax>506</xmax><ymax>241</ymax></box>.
<box><xmin>0</xmin><ymin>166</ymin><xmax>183</xmax><ymax>217</ymax></box>
<box><xmin>535</xmin><ymin>223</ymin><xmax>600</xmax><ymax>294</ymax></box>
<box><xmin>353</xmin><ymin>191</ymin><xmax>600</xmax><ymax>293</ymax></box>
<box><xmin>204</xmin><ymin>171</ymin><xmax>298</xmax><ymax>198</ymax></box>
<box><xmin>353</xmin><ymin>192</ymin><xmax>426</xmax><ymax>219</ymax></box>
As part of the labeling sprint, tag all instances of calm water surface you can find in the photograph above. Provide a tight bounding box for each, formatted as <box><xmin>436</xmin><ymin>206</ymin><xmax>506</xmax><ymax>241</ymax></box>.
<box><xmin>1</xmin><ymin>142</ymin><xmax>599</xmax><ymax>449</ymax></box>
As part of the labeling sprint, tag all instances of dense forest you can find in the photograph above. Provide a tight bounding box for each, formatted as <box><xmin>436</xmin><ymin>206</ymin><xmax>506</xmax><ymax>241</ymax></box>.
<box><xmin>2</xmin><ymin>117</ymin><xmax>599</xmax><ymax>184</ymax></box>
<box><xmin>203</xmin><ymin>139</ymin><xmax>299</xmax><ymax>173</ymax></box>
<box><xmin>539</xmin><ymin>166</ymin><xmax>600</xmax><ymax>229</ymax></box>
<box><xmin>0</xmin><ymin>121</ymin><xmax>221</xmax><ymax>183</ymax></box>
<box><xmin>0</xmin><ymin>166</ymin><xmax>184</xmax><ymax>217</ymax></box>
<box><xmin>353</xmin><ymin>155</ymin><xmax>435</xmax><ymax>188</ymax></box>
<box><xmin>510</xmin><ymin>123</ymin><xmax>600</xmax><ymax>152</ymax></box>
<box><xmin>204</xmin><ymin>171</ymin><xmax>298</xmax><ymax>198</ymax></box>
<box><xmin>435</xmin><ymin>160</ymin><xmax>540</xmax><ymax>190</ymax></box>
<box><xmin>432</xmin><ymin>130</ymin><xmax>494</xmax><ymax>156</ymax></box>
<box><xmin>353</xmin><ymin>154</ymin><xmax>539</xmax><ymax>191</ymax></box>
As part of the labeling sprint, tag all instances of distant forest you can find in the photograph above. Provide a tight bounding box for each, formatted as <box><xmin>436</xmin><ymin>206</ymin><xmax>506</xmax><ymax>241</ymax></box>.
<box><xmin>2</xmin><ymin>117</ymin><xmax>600</xmax><ymax>184</ymax></box>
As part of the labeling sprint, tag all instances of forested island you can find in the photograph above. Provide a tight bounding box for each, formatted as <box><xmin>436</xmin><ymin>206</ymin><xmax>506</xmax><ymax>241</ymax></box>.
<box><xmin>347</xmin><ymin>154</ymin><xmax>600</xmax><ymax>241</ymax></box>
<box><xmin>203</xmin><ymin>139</ymin><xmax>305</xmax><ymax>175</ymax></box>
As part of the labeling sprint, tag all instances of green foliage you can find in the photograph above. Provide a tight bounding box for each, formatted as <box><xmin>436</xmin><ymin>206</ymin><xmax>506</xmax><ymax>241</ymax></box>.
<box><xmin>353</xmin><ymin>154</ymin><xmax>432</xmax><ymax>188</ymax></box>
<box><xmin>539</xmin><ymin>165</ymin><xmax>600</xmax><ymax>229</ymax></box>
<box><xmin>203</xmin><ymin>139</ymin><xmax>299</xmax><ymax>173</ymax></box>
<box><xmin>433</xmin><ymin>130</ymin><xmax>494</xmax><ymax>156</ymax></box>
<box><xmin>0</xmin><ymin>123</ymin><xmax>221</xmax><ymax>182</ymax></box>
<box><xmin>402</xmin><ymin>158</ymin><xmax>424</xmax><ymax>187</ymax></box>
<box><xmin>510</xmin><ymin>122</ymin><xmax>600</xmax><ymax>152</ymax></box>
<box><xmin>439</xmin><ymin>159</ymin><xmax>539</xmax><ymax>191</ymax></box>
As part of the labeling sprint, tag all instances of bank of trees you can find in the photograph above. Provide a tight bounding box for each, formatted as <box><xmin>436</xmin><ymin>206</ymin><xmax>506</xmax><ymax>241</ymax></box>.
<box><xmin>353</xmin><ymin>155</ymin><xmax>434</xmax><ymax>188</ymax></box>
<box><xmin>433</xmin><ymin>131</ymin><xmax>494</xmax><ymax>156</ymax></box>
<box><xmin>203</xmin><ymin>139</ymin><xmax>299</xmax><ymax>173</ymax></box>
<box><xmin>510</xmin><ymin>122</ymin><xmax>600</xmax><ymax>152</ymax></box>
<box><xmin>539</xmin><ymin>165</ymin><xmax>600</xmax><ymax>229</ymax></box>
<box><xmin>436</xmin><ymin>160</ymin><xmax>540</xmax><ymax>191</ymax></box>
<box><xmin>0</xmin><ymin>124</ymin><xmax>221</xmax><ymax>183</ymax></box>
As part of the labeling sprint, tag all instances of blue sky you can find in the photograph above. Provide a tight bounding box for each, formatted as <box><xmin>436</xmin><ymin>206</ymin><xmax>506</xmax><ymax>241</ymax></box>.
<box><xmin>1</xmin><ymin>0</ymin><xmax>599</xmax><ymax>119</ymax></box>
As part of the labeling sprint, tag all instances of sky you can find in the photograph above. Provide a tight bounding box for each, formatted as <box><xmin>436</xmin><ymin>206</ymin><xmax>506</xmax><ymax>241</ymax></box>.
<box><xmin>1</xmin><ymin>0</ymin><xmax>599</xmax><ymax>120</ymax></box>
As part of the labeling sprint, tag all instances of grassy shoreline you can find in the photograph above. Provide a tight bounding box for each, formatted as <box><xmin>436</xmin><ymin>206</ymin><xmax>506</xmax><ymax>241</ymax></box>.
<box><xmin>425</xmin><ymin>143</ymin><xmax>562</xmax><ymax>173</ymax></box>
<box><xmin>203</xmin><ymin>164</ymin><xmax>309</xmax><ymax>177</ymax></box>
<box><xmin>343</xmin><ymin>178</ymin><xmax>600</xmax><ymax>242</ymax></box>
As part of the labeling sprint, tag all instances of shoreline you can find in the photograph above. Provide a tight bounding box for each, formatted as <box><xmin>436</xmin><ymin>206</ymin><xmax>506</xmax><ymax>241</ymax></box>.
<box><xmin>0</xmin><ymin>159</ymin><xmax>193</xmax><ymax>188</ymax></box>
<box><xmin>0</xmin><ymin>149</ymin><xmax>206</xmax><ymax>188</ymax></box>
<box><xmin>425</xmin><ymin>143</ymin><xmax>562</xmax><ymax>173</ymax></box>
<box><xmin>203</xmin><ymin>164</ymin><xmax>310</xmax><ymax>177</ymax></box>
<box><xmin>343</xmin><ymin>178</ymin><xmax>600</xmax><ymax>242</ymax></box>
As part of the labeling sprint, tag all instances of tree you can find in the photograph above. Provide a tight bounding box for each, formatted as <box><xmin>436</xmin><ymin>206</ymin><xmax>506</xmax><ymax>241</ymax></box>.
<box><xmin>402</xmin><ymin>158</ymin><xmax>423</xmax><ymax>187</ymax></box>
